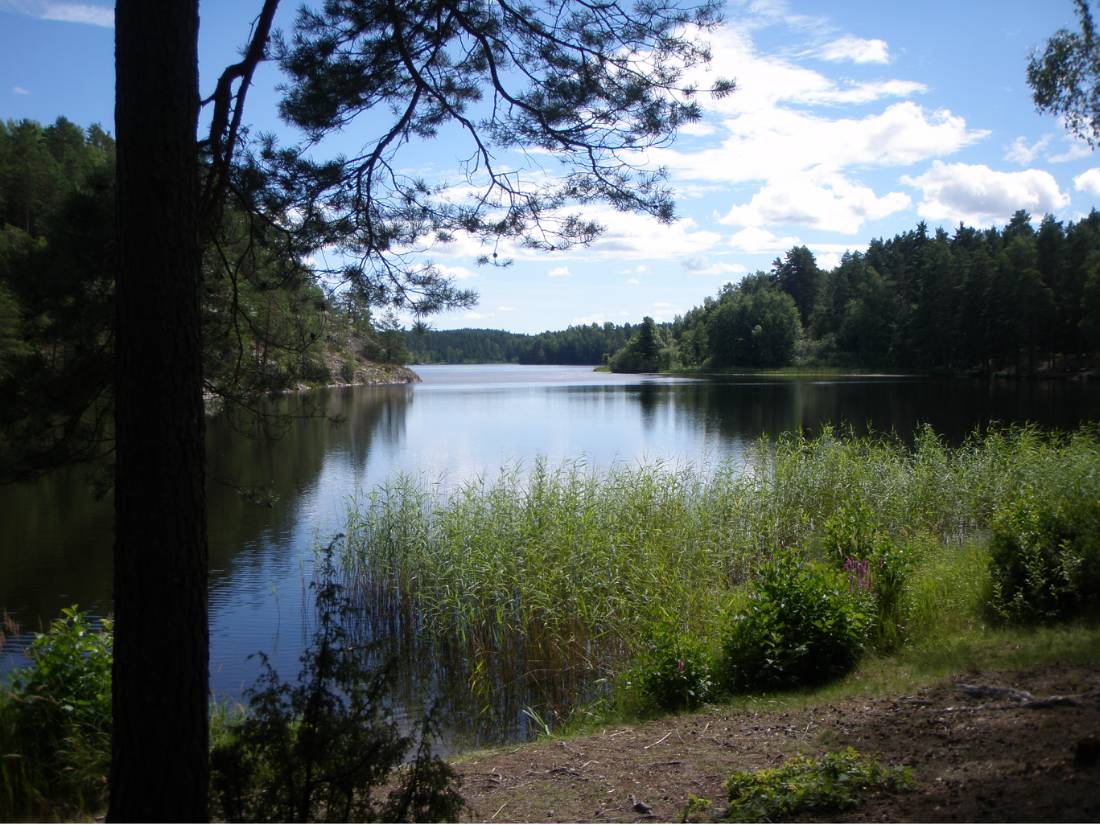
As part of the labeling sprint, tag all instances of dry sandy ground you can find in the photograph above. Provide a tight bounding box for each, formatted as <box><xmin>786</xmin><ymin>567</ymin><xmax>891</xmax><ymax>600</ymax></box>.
<box><xmin>451</xmin><ymin>665</ymin><xmax>1100</xmax><ymax>823</ymax></box>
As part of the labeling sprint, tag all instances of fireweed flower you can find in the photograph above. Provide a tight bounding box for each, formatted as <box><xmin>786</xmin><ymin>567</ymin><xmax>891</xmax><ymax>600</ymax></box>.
<box><xmin>844</xmin><ymin>557</ymin><xmax>872</xmax><ymax>592</ymax></box>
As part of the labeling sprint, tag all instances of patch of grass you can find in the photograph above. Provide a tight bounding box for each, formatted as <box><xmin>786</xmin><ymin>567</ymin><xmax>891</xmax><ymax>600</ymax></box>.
<box><xmin>729</xmin><ymin>621</ymin><xmax>1100</xmax><ymax>717</ymax></box>
<box><xmin>724</xmin><ymin>747</ymin><xmax>913</xmax><ymax>822</ymax></box>
<box><xmin>340</xmin><ymin>424</ymin><xmax>1100</xmax><ymax>730</ymax></box>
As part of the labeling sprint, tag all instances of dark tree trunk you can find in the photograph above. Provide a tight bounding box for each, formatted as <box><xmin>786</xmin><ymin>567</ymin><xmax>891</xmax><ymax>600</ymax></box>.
<box><xmin>111</xmin><ymin>1</ymin><xmax>208</xmax><ymax>820</ymax></box>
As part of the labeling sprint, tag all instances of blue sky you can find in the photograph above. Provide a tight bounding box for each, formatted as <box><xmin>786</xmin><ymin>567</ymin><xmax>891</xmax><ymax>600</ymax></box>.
<box><xmin>2</xmin><ymin>0</ymin><xmax>1097</xmax><ymax>333</ymax></box>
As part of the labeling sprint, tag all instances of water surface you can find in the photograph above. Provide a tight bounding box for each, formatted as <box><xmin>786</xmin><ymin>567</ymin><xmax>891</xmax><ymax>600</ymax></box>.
<box><xmin>2</xmin><ymin>365</ymin><xmax>1098</xmax><ymax>746</ymax></box>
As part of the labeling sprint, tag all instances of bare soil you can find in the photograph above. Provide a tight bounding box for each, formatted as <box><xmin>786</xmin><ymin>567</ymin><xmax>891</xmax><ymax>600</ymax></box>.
<box><xmin>451</xmin><ymin>665</ymin><xmax>1100</xmax><ymax>822</ymax></box>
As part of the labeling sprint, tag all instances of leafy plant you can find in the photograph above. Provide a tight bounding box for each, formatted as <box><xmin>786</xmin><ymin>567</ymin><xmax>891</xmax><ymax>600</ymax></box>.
<box><xmin>1</xmin><ymin>606</ymin><xmax>112</xmax><ymax>819</ymax></box>
<box><xmin>725</xmin><ymin>747</ymin><xmax>912</xmax><ymax>822</ymax></box>
<box><xmin>681</xmin><ymin>792</ymin><xmax>712</xmax><ymax>822</ymax></box>
<box><xmin>720</xmin><ymin>553</ymin><xmax>871</xmax><ymax>691</ymax></box>
<box><xmin>209</xmin><ymin>545</ymin><xmax>463</xmax><ymax>822</ymax></box>
<box><xmin>632</xmin><ymin>622</ymin><xmax>714</xmax><ymax>711</ymax></box>
<box><xmin>989</xmin><ymin>476</ymin><xmax>1100</xmax><ymax>623</ymax></box>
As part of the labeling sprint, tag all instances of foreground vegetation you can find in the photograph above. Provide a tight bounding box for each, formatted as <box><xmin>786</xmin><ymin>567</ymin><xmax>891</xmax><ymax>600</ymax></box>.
<box><xmin>3</xmin><ymin>424</ymin><xmax>1097</xmax><ymax>819</ymax></box>
<box><xmin>343</xmin><ymin>424</ymin><xmax>1100</xmax><ymax>716</ymax></box>
<box><xmin>0</xmin><ymin>551</ymin><xmax>464</xmax><ymax>822</ymax></box>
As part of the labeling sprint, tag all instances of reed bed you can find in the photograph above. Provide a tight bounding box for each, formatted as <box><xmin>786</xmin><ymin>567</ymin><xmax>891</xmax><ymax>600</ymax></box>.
<box><xmin>339</xmin><ymin>424</ymin><xmax>1100</xmax><ymax>677</ymax></box>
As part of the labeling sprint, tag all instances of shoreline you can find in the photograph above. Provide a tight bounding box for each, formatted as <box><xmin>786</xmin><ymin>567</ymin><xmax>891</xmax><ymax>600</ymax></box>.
<box><xmin>447</xmin><ymin>660</ymin><xmax>1100</xmax><ymax>823</ymax></box>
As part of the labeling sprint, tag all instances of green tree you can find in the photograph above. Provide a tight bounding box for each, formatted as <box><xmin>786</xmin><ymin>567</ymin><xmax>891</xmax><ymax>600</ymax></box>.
<box><xmin>609</xmin><ymin>316</ymin><xmax>666</xmax><ymax>372</ymax></box>
<box><xmin>110</xmin><ymin>0</ymin><xmax>727</xmax><ymax>818</ymax></box>
<box><xmin>706</xmin><ymin>286</ymin><xmax>800</xmax><ymax>368</ymax></box>
<box><xmin>1028</xmin><ymin>0</ymin><xmax>1100</xmax><ymax>146</ymax></box>
<box><xmin>773</xmin><ymin>246</ymin><xmax>822</xmax><ymax>327</ymax></box>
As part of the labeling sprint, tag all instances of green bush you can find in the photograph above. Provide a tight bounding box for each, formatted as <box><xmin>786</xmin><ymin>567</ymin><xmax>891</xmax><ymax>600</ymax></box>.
<box><xmin>1</xmin><ymin>606</ymin><xmax>112</xmax><ymax>820</ymax></box>
<box><xmin>725</xmin><ymin>747</ymin><xmax>912</xmax><ymax>821</ymax></box>
<box><xmin>209</xmin><ymin>547</ymin><xmax>463</xmax><ymax>822</ymax></box>
<box><xmin>720</xmin><ymin>554</ymin><xmax>871</xmax><ymax>691</ymax></box>
<box><xmin>989</xmin><ymin>482</ymin><xmax>1100</xmax><ymax>623</ymax></box>
<box><xmin>633</xmin><ymin>623</ymin><xmax>714</xmax><ymax>711</ymax></box>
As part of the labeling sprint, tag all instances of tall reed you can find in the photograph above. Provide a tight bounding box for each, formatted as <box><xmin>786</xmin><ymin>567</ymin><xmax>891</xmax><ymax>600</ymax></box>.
<box><xmin>339</xmin><ymin>424</ymin><xmax>1100</xmax><ymax>681</ymax></box>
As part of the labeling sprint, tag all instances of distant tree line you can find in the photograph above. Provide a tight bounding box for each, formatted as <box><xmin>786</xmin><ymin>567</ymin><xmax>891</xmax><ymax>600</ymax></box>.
<box><xmin>406</xmin><ymin>322</ymin><xmax>637</xmax><ymax>364</ymax></box>
<box><xmin>609</xmin><ymin>211</ymin><xmax>1100</xmax><ymax>373</ymax></box>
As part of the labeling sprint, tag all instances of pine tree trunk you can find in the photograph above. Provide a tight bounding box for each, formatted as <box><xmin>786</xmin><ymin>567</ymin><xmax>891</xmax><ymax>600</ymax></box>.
<box><xmin>110</xmin><ymin>1</ymin><xmax>208</xmax><ymax>820</ymax></box>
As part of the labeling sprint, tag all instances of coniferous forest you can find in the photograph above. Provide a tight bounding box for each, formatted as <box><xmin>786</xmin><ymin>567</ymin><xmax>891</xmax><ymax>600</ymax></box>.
<box><xmin>0</xmin><ymin>117</ymin><xmax>410</xmax><ymax>480</ymax></box>
<box><xmin>409</xmin><ymin>212</ymin><xmax>1100</xmax><ymax>374</ymax></box>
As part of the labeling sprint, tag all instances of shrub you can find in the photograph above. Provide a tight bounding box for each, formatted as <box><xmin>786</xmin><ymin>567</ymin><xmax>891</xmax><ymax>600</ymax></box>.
<box><xmin>989</xmin><ymin>482</ymin><xmax>1100</xmax><ymax>623</ymax></box>
<box><xmin>725</xmin><ymin>747</ymin><xmax>913</xmax><ymax>822</ymax></box>
<box><xmin>720</xmin><ymin>553</ymin><xmax>871</xmax><ymax>691</ymax></box>
<box><xmin>1</xmin><ymin>607</ymin><xmax>112</xmax><ymax>820</ymax></box>
<box><xmin>633</xmin><ymin>623</ymin><xmax>714</xmax><ymax>711</ymax></box>
<box><xmin>209</xmin><ymin>546</ymin><xmax>463</xmax><ymax>822</ymax></box>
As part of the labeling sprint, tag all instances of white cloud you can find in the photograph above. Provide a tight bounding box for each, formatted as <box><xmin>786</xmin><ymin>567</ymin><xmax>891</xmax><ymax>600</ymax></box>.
<box><xmin>436</xmin><ymin>263</ymin><xmax>477</xmax><ymax>280</ymax></box>
<box><xmin>1049</xmin><ymin>141</ymin><xmax>1092</xmax><ymax>163</ymax></box>
<box><xmin>682</xmin><ymin>257</ymin><xmax>748</xmax><ymax>276</ymax></box>
<box><xmin>625</xmin><ymin>277</ymin><xmax>641</xmax><ymax>285</ymax></box>
<box><xmin>573</xmin><ymin>210</ymin><xmax>723</xmax><ymax>261</ymax></box>
<box><xmin>1074</xmin><ymin>168</ymin><xmax>1100</xmax><ymax>197</ymax></box>
<box><xmin>819</xmin><ymin>36</ymin><xmax>890</xmax><ymax>65</ymax></box>
<box><xmin>462</xmin><ymin>310</ymin><xmax>491</xmax><ymax>321</ymax></box>
<box><xmin>720</xmin><ymin>172</ymin><xmax>910</xmax><ymax>234</ymax></box>
<box><xmin>678</xmin><ymin>121</ymin><xmax>719</xmax><ymax>137</ymax></box>
<box><xmin>11</xmin><ymin>86</ymin><xmax>30</xmax><ymax>95</ymax></box>
<box><xmin>684</xmin><ymin>25</ymin><xmax>920</xmax><ymax>116</ymax></box>
<box><xmin>496</xmin><ymin>305</ymin><xmax>517</xmax><ymax>312</ymax></box>
<box><xmin>42</xmin><ymin>2</ymin><xmax>111</xmax><ymax>26</ymax></box>
<box><xmin>426</xmin><ymin>208</ymin><xmax>720</xmax><ymax>266</ymax></box>
<box><xmin>727</xmin><ymin>228</ymin><xmax>855</xmax><ymax>268</ymax></box>
<box><xmin>728</xmin><ymin>227</ymin><xmax>802</xmax><ymax>253</ymax></box>
<box><xmin>902</xmin><ymin>161</ymin><xmax>1070</xmax><ymax>226</ymax></box>
<box><xmin>548</xmin><ymin>266</ymin><xmax>571</xmax><ymax>278</ymax></box>
<box><xmin>648</xmin><ymin>102</ymin><xmax>985</xmax><ymax>185</ymax></box>
<box><xmin>1</xmin><ymin>1</ymin><xmax>113</xmax><ymax>26</ymax></box>
<box><xmin>650</xmin><ymin>301</ymin><xmax>682</xmax><ymax>321</ymax></box>
<box><xmin>1004</xmin><ymin>135</ymin><xmax>1052</xmax><ymax>165</ymax></box>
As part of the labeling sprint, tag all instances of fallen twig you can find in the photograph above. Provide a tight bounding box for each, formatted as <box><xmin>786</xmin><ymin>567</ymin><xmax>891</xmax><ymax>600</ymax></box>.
<box><xmin>644</xmin><ymin>730</ymin><xmax>672</xmax><ymax>749</ymax></box>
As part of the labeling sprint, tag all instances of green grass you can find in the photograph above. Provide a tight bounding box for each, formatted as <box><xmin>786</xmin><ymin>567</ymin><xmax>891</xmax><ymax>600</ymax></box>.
<box><xmin>343</xmin><ymin>425</ymin><xmax>1098</xmax><ymax>651</ymax></box>
<box><xmin>340</xmin><ymin>424</ymin><xmax>1100</xmax><ymax>732</ymax></box>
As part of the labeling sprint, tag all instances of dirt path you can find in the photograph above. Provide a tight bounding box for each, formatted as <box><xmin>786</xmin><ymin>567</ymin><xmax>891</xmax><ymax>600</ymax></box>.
<box><xmin>451</xmin><ymin>665</ymin><xmax>1100</xmax><ymax>822</ymax></box>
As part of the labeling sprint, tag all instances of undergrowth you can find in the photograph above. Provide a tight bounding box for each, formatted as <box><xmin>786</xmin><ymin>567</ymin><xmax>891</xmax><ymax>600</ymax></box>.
<box><xmin>0</xmin><ymin>607</ymin><xmax>112</xmax><ymax>821</ymax></box>
<box><xmin>724</xmin><ymin>747</ymin><xmax>913</xmax><ymax>821</ymax></box>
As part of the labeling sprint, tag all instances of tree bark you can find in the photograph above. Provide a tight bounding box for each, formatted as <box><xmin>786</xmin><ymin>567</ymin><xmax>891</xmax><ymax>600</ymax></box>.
<box><xmin>111</xmin><ymin>1</ymin><xmax>208</xmax><ymax>820</ymax></box>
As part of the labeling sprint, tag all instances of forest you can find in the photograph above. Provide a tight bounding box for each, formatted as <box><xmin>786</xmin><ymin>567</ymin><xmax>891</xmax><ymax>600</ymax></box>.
<box><xmin>406</xmin><ymin>322</ymin><xmax>636</xmax><ymax>365</ymax></box>
<box><xmin>642</xmin><ymin>213</ymin><xmax>1100</xmax><ymax>374</ymax></box>
<box><xmin>0</xmin><ymin>116</ymin><xmax>410</xmax><ymax>479</ymax></box>
<box><xmin>412</xmin><ymin>212</ymin><xmax>1100</xmax><ymax>374</ymax></box>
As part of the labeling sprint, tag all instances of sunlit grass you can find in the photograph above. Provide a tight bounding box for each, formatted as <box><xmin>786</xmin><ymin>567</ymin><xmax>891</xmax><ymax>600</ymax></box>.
<box><xmin>338</xmin><ymin>424</ymin><xmax>1100</xmax><ymax>731</ymax></box>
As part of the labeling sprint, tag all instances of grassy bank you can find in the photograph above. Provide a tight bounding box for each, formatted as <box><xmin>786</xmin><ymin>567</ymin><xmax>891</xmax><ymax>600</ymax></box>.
<box><xmin>341</xmin><ymin>424</ymin><xmax>1100</xmax><ymax>721</ymax></box>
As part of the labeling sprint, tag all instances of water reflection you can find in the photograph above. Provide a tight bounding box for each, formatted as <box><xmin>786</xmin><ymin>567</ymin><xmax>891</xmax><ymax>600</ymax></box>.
<box><xmin>2</xmin><ymin>366</ymin><xmax>1098</xmax><ymax>748</ymax></box>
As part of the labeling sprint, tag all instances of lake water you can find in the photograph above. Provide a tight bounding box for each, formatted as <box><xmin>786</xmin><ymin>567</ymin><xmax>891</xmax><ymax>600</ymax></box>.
<box><xmin>2</xmin><ymin>365</ymin><xmax>1099</xmax><ymax>747</ymax></box>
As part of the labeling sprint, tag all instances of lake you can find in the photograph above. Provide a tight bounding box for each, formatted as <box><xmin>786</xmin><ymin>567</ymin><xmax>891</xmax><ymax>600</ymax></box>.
<box><xmin>2</xmin><ymin>365</ymin><xmax>1098</xmax><ymax>747</ymax></box>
